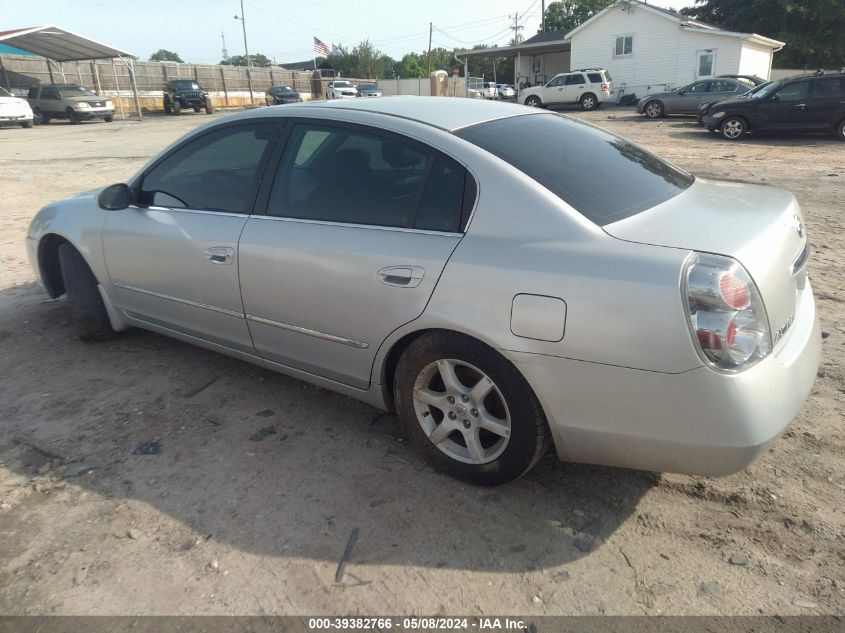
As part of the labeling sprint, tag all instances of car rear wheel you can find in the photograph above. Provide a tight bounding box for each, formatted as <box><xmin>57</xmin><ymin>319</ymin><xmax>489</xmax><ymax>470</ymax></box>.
<box><xmin>104</xmin><ymin>116</ymin><xmax>113</xmax><ymax>123</ymax></box>
<box><xmin>395</xmin><ymin>332</ymin><xmax>550</xmax><ymax>486</ymax></box>
<box><xmin>580</xmin><ymin>93</ymin><xmax>598</xmax><ymax>111</ymax></box>
<box><xmin>172</xmin><ymin>100</ymin><xmax>181</xmax><ymax>115</ymax></box>
<box><xmin>837</xmin><ymin>118</ymin><xmax>845</xmax><ymax>141</ymax></box>
<box><xmin>58</xmin><ymin>243</ymin><xmax>115</xmax><ymax>342</ymax></box>
<box><xmin>34</xmin><ymin>109</ymin><xmax>49</xmax><ymax>125</ymax></box>
<box><xmin>644</xmin><ymin>100</ymin><xmax>664</xmax><ymax>119</ymax></box>
<box><xmin>20</xmin><ymin>120</ymin><xmax>32</xmax><ymax>128</ymax></box>
<box><xmin>524</xmin><ymin>95</ymin><xmax>542</xmax><ymax>108</ymax></box>
<box><xmin>721</xmin><ymin>116</ymin><xmax>747</xmax><ymax>141</ymax></box>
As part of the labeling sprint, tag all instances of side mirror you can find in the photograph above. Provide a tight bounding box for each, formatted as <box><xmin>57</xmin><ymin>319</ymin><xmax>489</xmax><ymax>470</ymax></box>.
<box><xmin>98</xmin><ymin>183</ymin><xmax>132</xmax><ymax>211</ymax></box>
<box><xmin>53</xmin><ymin>94</ymin><xmax>62</xmax><ymax>100</ymax></box>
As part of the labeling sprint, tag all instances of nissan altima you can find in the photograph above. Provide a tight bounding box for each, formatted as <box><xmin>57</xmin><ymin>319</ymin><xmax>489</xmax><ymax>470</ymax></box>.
<box><xmin>26</xmin><ymin>97</ymin><xmax>820</xmax><ymax>485</ymax></box>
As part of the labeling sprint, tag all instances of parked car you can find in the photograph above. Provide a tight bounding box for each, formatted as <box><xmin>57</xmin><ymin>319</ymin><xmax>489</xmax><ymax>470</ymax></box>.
<box><xmin>356</xmin><ymin>83</ymin><xmax>382</xmax><ymax>98</ymax></box>
<box><xmin>326</xmin><ymin>80</ymin><xmax>358</xmax><ymax>99</ymax></box>
<box><xmin>164</xmin><ymin>80</ymin><xmax>213</xmax><ymax>115</ymax></box>
<box><xmin>481</xmin><ymin>82</ymin><xmax>497</xmax><ymax>99</ymax></box>
<box><xmin>519</xmin><ymin>69</ymin><xmax>613</xmax><ymax>111</ymax></box>
<box><xmin>718</xmin><ymin>74</ymin><xmax>766</xmax><ymax>87</ymax></box>
<box><xmin>496</xmin><ymin>84</ymin><xmax>516</xmax><ymax>99</ymax></box>
<box><xmin>703</xmin><ymin>72</ymin><xmax>845</xmax><ymax>141</ymax></box>
<box><xmin>0</xmin><ymin>87</ymin><xmax>33</xmax><ymax>128</ymax></box>
<box><xmin>27</xmin><ymin>98</ymin><xmax>819</xmax><ymax>485</ymax></box>
<box><xmin>638</xmin><ymin>78</ymin><xmax>754</xmax><ymax>118</ymax></box>
<box><xmin>697</xmin><ymin>81</ymin><xmax>772</xmax><ymax>124</ymax></box>
<box><xmin>265</xmin><ymin>85</ymin><xmax>302</xmax><ymax>105</ymax></box>
<box><xmin>27</xmin><ymin>84</ymin><xmax>114</xmax><ymax>124</ymax></box>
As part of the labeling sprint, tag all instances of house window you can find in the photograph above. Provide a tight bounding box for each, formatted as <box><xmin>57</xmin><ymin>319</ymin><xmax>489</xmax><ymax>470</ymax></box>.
<box><xmin>697</xmin><ymin>51</ymin><xmax>715</xmax><ymax>78</ymax></box>
<box><xmin>615</xmin><ymin>35</ymin><xmax>633</xmax><ymax>56</ymax></box>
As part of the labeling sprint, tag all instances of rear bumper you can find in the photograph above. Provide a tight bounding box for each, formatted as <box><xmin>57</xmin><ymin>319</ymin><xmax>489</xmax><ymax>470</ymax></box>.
<box><xmin>508</xmin><ymin>281</ymin><xmax>821</xmax><ymax>476</ymax></box>
<box><xmin>0</xmin><ymin>113</ymin><xmax>33</xmax><ymax>123</ymax></box>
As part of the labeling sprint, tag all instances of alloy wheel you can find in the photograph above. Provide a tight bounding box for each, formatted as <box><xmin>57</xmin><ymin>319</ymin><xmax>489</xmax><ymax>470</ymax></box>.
<box><xmin>645</xmin><ymin>102</ymin><xmax>662</xmax><ymax>118</ymax></box>
<box><xmin>722</xmin><ymin>118</ymin><xmax>745</xmax><ymax>140</ymax></box>
<box><xmin>412</xmin><ymin>359</ymin><xmax>511</xmax><ymax>465</ymax></box>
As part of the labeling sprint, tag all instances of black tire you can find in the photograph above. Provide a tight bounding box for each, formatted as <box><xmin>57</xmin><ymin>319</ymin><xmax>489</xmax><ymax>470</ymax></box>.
<box><xmin>580</xmin><ymin>93</ymin><xmax>598</xmax><ymax>111</ymax></box>
<box><xmin>21</xmin><ymin>120</ymin><xmax>33</xmax><ymax>128</ymax></box>
<box><xmin>172</xmin><ymin>100</ymin><xmax>181</xmax><ymax>115</ymax></box>
<box><xmin>68</xmin><ymin>109</ymin><xmax>82</xmax><ymax>125</ymax></box>
<box><xmin>837</xmin><ymin>118</ymin><xmax>845</xmax><ymax>142</ymax></box>
<box><xmin>721</xmin><ymin>116</ymin><xmax>747</xmax><ymax>141</ymax></box>
<box><xmin>193</xmin><ymin>107</ymin><xmax>202</xmax><ymax>113</ymax></box>
<box><xmin>164</xmin><ymin>99</ymin><xmax>172</xmax><ymax>114</ymax></box>
<box><xmin>644</xmin><ymin>100</ymin><xmax>664</xmax><ymax>119</ymax></box>
<box><xmin>58</xmin><ymin>243</ymin><xmax>115</xmax><ymax>342</ymax></box>
<box><xmin>524</xmin><ymin>95</ymin><xmax>543</xmax><ymax>108</ymax></box>
<box><xmin>204</xmin><ymin>99</ymin><xmax>214</xmax><ymax>114</ymax></box>
<box><xmin>104</xmin><ymin>116</ymin><xmax>113</xmax><ymax>123</ymax></box>
<box><xmin>395</xmin><ymin>332</ymin><xmax>550</xmax><ymax>486</ymax></box>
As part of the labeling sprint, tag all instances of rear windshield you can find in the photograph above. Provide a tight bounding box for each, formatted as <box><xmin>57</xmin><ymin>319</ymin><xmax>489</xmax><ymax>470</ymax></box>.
<box><xmin>455</xmin><ymin>113</ymin><xmax>694</xmax><ymax>225</ymax></box>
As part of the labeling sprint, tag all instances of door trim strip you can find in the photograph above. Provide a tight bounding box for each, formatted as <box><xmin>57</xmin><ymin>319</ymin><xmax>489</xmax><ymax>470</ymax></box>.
<box><xmin>113</xmin><ymin>283</ymin><xmax>245</xmax><ymax>318</ymax></box>
<box><xmin>245</xmin><ymin>314</ymin><xmax>369</xmax><ymax>349</ymax></box>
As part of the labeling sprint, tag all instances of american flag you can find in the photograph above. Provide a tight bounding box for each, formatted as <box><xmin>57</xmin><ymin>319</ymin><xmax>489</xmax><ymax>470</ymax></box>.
<box><xmin>313</xmin><ymin>37</ymin><xmax>330</xmax><ymax>57</ymax></box>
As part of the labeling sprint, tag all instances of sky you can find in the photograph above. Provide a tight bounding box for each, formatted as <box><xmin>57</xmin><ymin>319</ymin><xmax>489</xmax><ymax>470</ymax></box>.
<box><xmin>0</xmin><ymin>0</ymin><xmax>691</xmax><ymax>64</ymax></box>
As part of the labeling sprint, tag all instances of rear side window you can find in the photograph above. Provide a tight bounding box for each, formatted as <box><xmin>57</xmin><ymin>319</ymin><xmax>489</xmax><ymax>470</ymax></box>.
<box><xmin>267</xmin><ymin>123</ymin><xmax>474</xmax><ymax>232</ymax></box>
<box><xmin>566</xmin><ymin>74</ymin><xmax>586</xmax><ymax>86</ymax></box>
<box><xmin>27</xmin><ymin>87</ymin><xmax>39</xmax><ymax>99</ymax></box>
<box><xmin>587</xmin><ymin>73</ymin><xmax>603</xmax><ymax>84</ymax></box>
<box><xmin>813</xmin><ymin>77</ymin><xmax>845</xmax><ymax>99</ymax></box>
<box><xmin>455</xmin><ymin>113</ymin><xmax>694</xmax><ymax>226</ymax></box>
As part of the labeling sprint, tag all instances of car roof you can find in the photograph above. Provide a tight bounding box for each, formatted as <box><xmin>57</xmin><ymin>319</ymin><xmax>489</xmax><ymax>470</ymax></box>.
<box><xmin>270</xmin><ymin>96</ymin><xmax>540</xmax><ymax>132</ymax></box>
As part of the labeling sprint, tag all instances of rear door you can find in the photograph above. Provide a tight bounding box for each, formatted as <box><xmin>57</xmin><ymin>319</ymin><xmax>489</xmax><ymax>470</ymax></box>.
<box><xmin>563</xmin><ymin>73</ymin><xmax>588</xmax><ymax>103</ymax></box>
<box><xmin>238</xmin><ymin>120</ymin><xmax>474</xmax><ymax>389</ymax></box>
<box><xmin>804</xmin><ymin>76</ymin><xmax>845</xmax><ymax>130</ymax></box>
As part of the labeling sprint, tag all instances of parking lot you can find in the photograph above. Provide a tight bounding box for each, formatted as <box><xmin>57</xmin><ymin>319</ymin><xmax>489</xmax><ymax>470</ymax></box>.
<box><xmin>0</xmin><ymin>108</ymin><xmax>843</xmax><ymax>615</ymax></box>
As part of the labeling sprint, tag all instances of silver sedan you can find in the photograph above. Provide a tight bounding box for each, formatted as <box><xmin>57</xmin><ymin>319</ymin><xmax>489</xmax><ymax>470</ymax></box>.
<box><xmin>26</xmin><ymin>97</ymin><xmax>820</xmax><ymax>485</ymax></box>
<box><xmin>638</xmin><ymin>78</ymin><xmax>754</xmax><ymax>118</ymax></box>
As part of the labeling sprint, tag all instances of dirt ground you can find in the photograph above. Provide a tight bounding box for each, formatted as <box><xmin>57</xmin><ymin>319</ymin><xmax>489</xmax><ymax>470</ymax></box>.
<box><xmin>0</xmin><ymin>105</ymin><xmax>843</xmax><ymax>616</ymax></box>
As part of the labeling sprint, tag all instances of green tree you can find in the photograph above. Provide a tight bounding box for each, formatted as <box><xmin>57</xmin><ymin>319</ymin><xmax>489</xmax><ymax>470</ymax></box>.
<box><xmin>680</xmin><ymin>0</ymin><xmax>845</xmax><ymax>67</ymax></box>
<box><xmin>541</xmin><ymin>0</ymin><xmax>615</xmax><ymax>33</ymax></box>
<box><xmin>150</xmin><ymin>49</ymin><xmax>183</xmax><ymax>63</ymax></box>
<box><xmin>220</xmin><ymin>53</ymin><xmax>272</xmax><ymax>67</ymax></box>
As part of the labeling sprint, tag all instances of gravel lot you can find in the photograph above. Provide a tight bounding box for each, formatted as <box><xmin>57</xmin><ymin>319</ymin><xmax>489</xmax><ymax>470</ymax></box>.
<box><xmin>0</xmin><ymin>106</ymin><xmax>843</xmax><ymax>616</ymax></box>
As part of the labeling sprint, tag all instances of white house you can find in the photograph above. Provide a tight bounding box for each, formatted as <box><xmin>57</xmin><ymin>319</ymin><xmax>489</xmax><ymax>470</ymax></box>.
<box><xmin>566</xmin><ymin>0</ymin><xmax>785</xmax><ymax>100</ymax></box>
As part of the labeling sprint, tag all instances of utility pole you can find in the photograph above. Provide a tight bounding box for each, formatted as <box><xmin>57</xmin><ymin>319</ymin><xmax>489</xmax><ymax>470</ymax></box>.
<box><xmin>541</xmin><ymin>1</ymin><xmax>546</xmax><ymax>32</ymax></box>
<box><xmin>509</xmin><ymin>13</ymin><xmax>524</xmax><ymax>45</ymax></box>
<box><xmin>234</xmin><ymin>0</ymin><xmax>254</xmax><ymax>104</ymax></box>
<box><xmin>427</xmin><ymin>22</ymin><xmax>433</xmax><ymax>75</ymax></box>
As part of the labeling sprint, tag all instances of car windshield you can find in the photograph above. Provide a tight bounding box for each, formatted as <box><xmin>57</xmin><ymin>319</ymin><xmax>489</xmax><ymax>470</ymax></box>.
<box><xmin>273</xmin><ymin>86</ymin><xmax>294</xmax><ymax>93</ymax></box>
<box><xmin>172</xmin><ymin>81</ymin><xmax>200</xmax><ymax>91</ymax></box>
<box><xmin>58</xmin><ymin>85</ymin><xmax>96</xmax><ymax>97</ymax></box>
<box><xmin>748</xmin><ymin>81</ymin><xmax>780</xmax><ymax>99</ymax></box>
<box><xmin>333</xmin><ymin>81</ymin><xmax>353</xmax><ymax>88</ymax></box>
<box><xmin>359</xmin><ymin>84</ymin><xmax>377</xmax><ymax>90</ymax></box>
<box><xmin>455</xmin><ymin>113</ymin><xmax>695</xmax><ymax>226</ymax></box>
<box><xmin>0</xmin><ymin>87</ymin><xmax>12</xmax><ymax>98</ymax></box>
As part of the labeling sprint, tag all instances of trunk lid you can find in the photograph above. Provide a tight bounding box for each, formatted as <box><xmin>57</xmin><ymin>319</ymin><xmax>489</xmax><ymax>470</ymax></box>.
<box><xmin>604</xmin><ymin>178</ymin><xmax>808</xmax><ymax>349</ymax></box>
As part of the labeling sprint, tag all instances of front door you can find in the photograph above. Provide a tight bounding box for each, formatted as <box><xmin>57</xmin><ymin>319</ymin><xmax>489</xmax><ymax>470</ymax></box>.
<box><xmin>543</xmin><ymin>74</ymin><xmax>567</xmax><ymax>104</ymax></box>
<box><xmin>102</xmin><ymin>121</ymin><xmax>280</xmax><ymax>351</ymax></box>
<box><xmin>238</xmin><ymin>121</ymin><xmax>473</xmax><ymax>389</ymax></box>
<box><xmin>757</xmin><ymin>79</ymin><xmax>811</xmax><ymax>130</ymax></box>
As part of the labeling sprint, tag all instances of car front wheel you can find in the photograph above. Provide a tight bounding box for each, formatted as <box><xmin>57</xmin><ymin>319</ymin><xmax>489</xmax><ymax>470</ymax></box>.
<box><xmin>721</xmin><ymin>116</ymin><xmax>747</xmax><ymax>141</ymax></box>
<box><xmin>524</xmin><ymin>95</ymin><xmax>542</xmax><ymax>108</ymax></box>
<box><xmin>395</xmin><ymin>332</ymin><xmax>550</xmax><ymax>486</ymax></box>
<box><xmin>58</xmin><ymin>243</ymin><xmax>115</xmax><ymax>342</ymax></box>
<box><xmin>837</xmin><ymin>118</ymin><xmax>845</xmax><ymax>141</ymax></box>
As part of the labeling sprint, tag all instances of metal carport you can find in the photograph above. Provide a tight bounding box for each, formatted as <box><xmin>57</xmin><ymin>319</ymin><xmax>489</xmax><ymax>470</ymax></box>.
<box><xmin>0</xmin><ymin>25</ymin><xmax>143</xmax><ymax>119</ymax></box>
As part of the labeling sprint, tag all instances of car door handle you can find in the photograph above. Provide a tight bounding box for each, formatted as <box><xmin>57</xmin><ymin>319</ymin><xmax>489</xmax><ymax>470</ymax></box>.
<box><xmin>794</xmin><ymin>104</ymin><xmax>806</xmax><ymax>109</ymax></box>
<box><xmin>377</xmin><ymin>266</ymin><xmax>424</xmax><ymax>288</ymax></box>
<box><xmin>204</xmin><ymin>246</ymin><xmax>234</xmax><ymax>265</ymax></box>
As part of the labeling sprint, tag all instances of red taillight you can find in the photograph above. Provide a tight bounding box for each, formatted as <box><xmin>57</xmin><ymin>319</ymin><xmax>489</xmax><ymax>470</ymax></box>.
<box><xmin>601</xmin><ymin>83</ymin><xmax>609</xmax><ymax>92</ymax></box>
<box><xmin>719</xmin><ymin>272</ymin><xmax>750</xmax><ymax>310</ymax></box>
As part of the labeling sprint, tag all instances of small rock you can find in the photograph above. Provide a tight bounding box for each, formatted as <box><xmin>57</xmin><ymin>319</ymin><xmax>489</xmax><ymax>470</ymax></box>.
<box><xmin>255</xmin><ymin>409</ymin><xmax>275</xmax><ymax>418</ymax></box>
<box><xmin>552</xmin><ymin>570</ymin><xmax>570</xmax><ymax>582</ymax></box>
<box><xmin>63</xmin><ymin>463</ymin><xmax>98</xmax><ymax>478</ymax></box>
<box><xmin>793</xmin><ymin>599</ymin><xmax>817</xmax><ymax>609</ymax></box>
<box><xmin>698</xmin><ymin>581</ymin><xmax>719</xmax><ymax>597</ymax></box>
<box><xmin>250</xmin><ymin>425</ymin><xmax>277</xmax><ymax>442</ymax></box>
<box><xmin>133</xmin><ymin>441</ymin><xmax>161</xmax><ymax>455</ymax></box>
<box><xmin>208</xmin><ymin>559</ymin><xmax>220</xmax><ymax>571</ymax></box>
<box><xmin>729</xmin><ymin>552</ymin><xmax>748</xmax><ymax>566</ymax></box>
<box><xmin>817</xmin><ymin>370</ymin><xmax>826</xmax><ymax>378</ymax></box>
<box><xmin>127</xmin><ymin>529</ymin><xmax>142</xmax><ymax>540</ymax></box>
<box><xmin>532</xmin><ymin>594</ymin><xmax>542</xmax><ymax>604</ymax></box>
<box><xmin>820</xmin><ymin>331</ymin><xmax>830</xmax><ymax>339</ymax></box>
<box><xmin>573</xmin><ymin>536</ymin><xmax>594</xmax><ymax>553</ymax></box>
<box><xmin>660</xmin><ymin>553</ymin><xmax>670</xmax><ymax>560</ymax></box>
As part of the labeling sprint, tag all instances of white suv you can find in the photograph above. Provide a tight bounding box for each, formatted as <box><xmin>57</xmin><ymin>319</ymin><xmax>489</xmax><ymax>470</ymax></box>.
<box><xmin>519</xmin><ymin>69</ymin><xmax>613</xmax><ymax>111</ymax></box>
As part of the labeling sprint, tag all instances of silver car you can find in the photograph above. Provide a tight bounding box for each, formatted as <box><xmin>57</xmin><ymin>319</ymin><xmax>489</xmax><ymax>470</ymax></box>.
<box><xmin>26</xmin><ymin>97</ymin><xmax>820</xmax><ymax>485</ymax></box>
<box><xmin>638</xmin><ymin>78</ymin><xmax>754</xmax><ymax>118</ymax></box>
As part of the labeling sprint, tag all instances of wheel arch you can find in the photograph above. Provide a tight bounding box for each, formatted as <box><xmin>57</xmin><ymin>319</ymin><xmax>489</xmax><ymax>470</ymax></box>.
<box><xmin>37</xmin><ymin>233</ymin><xmax>71</xmax><ymax>298</ymax></box>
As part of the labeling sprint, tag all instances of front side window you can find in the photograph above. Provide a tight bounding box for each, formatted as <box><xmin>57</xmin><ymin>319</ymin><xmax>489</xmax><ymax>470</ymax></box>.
<box><xmin>615</xmin><ymin>35</ymin><xmax>633</xmax><ymax>56</ymax></box>
<box><xmin>141</xmin><ymin>122</ymin><xmax>277</xmax><ymax>213</ymax></box>
<box><xmin>456</xmin><ymin>113</ymin><xmax>694</xmax><ymax>226</ymax></box>
<box><xmin>547</xmin><ymin>75</ymin><xmax>566</xmax><ymax>87</ymax></box>
<box><xmin>775</xmin><ymin>81</ymin><xmax>809</xmax><ymax>102</ymax></box>
<box><xmin>267</xmin><ymin>123</ymin><xmax>472</xmax><ymax>231</ymax></box>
